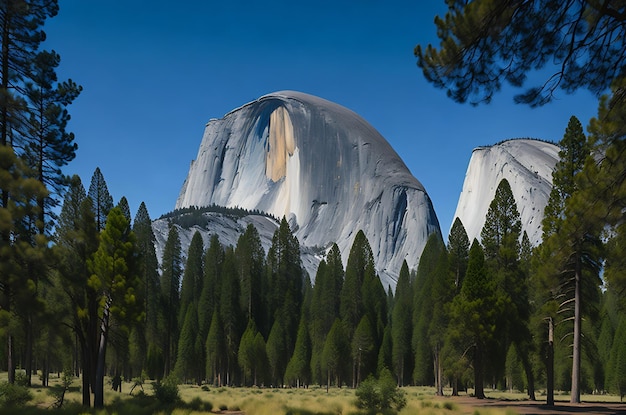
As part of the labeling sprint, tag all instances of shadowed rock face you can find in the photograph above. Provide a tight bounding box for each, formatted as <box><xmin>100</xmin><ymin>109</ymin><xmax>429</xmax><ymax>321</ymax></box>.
<box><xmin>453</xmin><ymin>139</ymin><xmax>559</xmax><ymax>246</ymax></box>
<box><xmin>176</xmin><ymin>91</ymin><xmax>441</xmax><ymax>288</ymax></box>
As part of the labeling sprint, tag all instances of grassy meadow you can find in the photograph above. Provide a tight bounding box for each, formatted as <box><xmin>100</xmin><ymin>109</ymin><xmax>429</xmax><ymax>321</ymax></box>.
<box><xmin>2</xmin><ymin>372</ymin><xmax>624</xmax><ymax>415</ymax></box>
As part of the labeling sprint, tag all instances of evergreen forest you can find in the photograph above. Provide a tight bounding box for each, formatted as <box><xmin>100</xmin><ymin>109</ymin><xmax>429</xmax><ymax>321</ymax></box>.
<box><xmin>1</xmin><ymin>0</ymin><xmax>626</xmax><ymax>411</ymax></box>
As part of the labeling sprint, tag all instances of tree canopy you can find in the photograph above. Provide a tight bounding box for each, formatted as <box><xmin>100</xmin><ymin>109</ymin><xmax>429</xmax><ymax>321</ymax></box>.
<box><xmin>416</xmin><ymin>0</ymin><xmax>626</xmax><ymax>106</ymax></box>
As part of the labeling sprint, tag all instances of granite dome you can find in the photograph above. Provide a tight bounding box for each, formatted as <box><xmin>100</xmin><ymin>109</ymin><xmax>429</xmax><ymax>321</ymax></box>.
<box><xmin>176</xmin><ymin>91</ymin><xmax>441</xmax><ymax>287</ymax></box>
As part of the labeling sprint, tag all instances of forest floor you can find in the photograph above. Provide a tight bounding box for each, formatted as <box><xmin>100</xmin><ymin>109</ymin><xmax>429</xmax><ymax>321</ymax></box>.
<box><xmin>3</xmin><ymin>372</ymin><xmax>626</xmax><ymax>415</ymax></box>
<box><xmin>441</xmin><ymin>394</ymin><xmax>626</xmax><ymax>415</ymax></box>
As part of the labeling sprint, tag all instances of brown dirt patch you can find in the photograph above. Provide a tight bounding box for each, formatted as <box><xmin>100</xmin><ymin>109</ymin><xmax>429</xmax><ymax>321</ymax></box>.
<box><xmin>435</xmin><ymin>395</ymin><xmax>626</xmax><ymax>414</ymax></box>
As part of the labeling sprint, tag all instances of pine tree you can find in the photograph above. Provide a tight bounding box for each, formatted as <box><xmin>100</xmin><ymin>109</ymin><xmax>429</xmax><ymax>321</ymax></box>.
<box><xmin>160</xmin><ymin>225</ymin><xmax>182</xmax><ymax>377</ymax></box>
<box><xmin>219</xmin><ymin>247</ymin><xmax>242</xmax><ymax>385</ymax></box>
<box><xmin>0</xmin><ymin>146</ymin><xmax>49</xmax><ymax>384</ymax></box>
<box><xmin>116</xmin><ymin>196</ymin><xmax>131</xmax><ymax>222</ymax></box>
<box><xmin>428</xmin><ymin>243</ymin><xmax>454</xmax><ymax>396</ymax></box>
<box><xmin>352</xmin><ymin>316</ymin><xmax>374</xmax><ymax>387</ymax></box>
<box><xmin>412</xmin><ymin>233</ymin><xmax>444</xmax><ymax>386</ymax></box>
<box><xmin>340</xmin><ymin>231</ymin><xmax>371</xmax><ymax>332</ymax></box>
<box><xmin>89</xmin><ymin>207</ymin><xmax>139</xmax><ymax>408</ymax></box>
<box><xmin>310</xmin><ymin>243</ymin><xmax>344</xmax><ymax>384</ymax></box>
<box><xmin>448</xmin><ymin>218</ymin><xmax>469</xmax><ymax>290</ymax></box>
<box><xmin>391</xmin><ymin>261</ymin><xmax>412</xmax><ymax>386</ymax></box>
<box><xmin>607</xmin><ymin>317</ymin><xmax>626</xmax><ymax>400</ymax></box>
<box><xmin>266</xmin><ymin>217</ymin><xmax>303</xmax><ymax>358</ymax></box>
<box><xmin>199</xmin><ymin>234</ymin><xmax>224</xmax><ymax>339</ymax></box>
<box><xmin>449</xmin><ymin>240</ymin><xmax>498</xmax><ymax>399</ymax></box>
<box><xmin>87</xmin><ymin>167</ymin><xmax>113</xmax><ymax>232</ymax></box>
<box><xmin>175</xmin><ymin>305</ymin><xmax>201</xmax><ymax>384</ymax></box>
<box><xmin>321</xmin><ymin>319</ymin><xmax>349</xmax><ymax>390</ymax></box>
<box><xmin>53</xmin><ymin>175</ymin><xmax>99</xmax><ymax>405</ymax></box>
<box><xmin>238</xmin><ymin>320</ymin><xmax>265</xmax><ymax>386</ymax></box>
<box><xmin>266</xmin><ymin>316</ymin><xmax>287</xmax><ymax>386</ymax></box>
<box><xmin>179</xmin><ymin>231</ymin><xmax>204</xmax><ymax>329</ymax></box>
<box><xmin>587</xmin><ymin>83</ymin><xmax>626</xmax><ymax>304</ymax></box>
<box><xmin>235</xmin><ymin>224</ymin><xmax>265</xmax><ymax>325</ymax></box>
<box><xmin>340</xmin><ymin>230</ymin><xmax>380</xmax><ymax>387</ymax></box>
<box><xmin>132</xmin><ymin>202</ymin><xmax>160</xmax><ymax>378</ymax></box>
<box><xmin>23</xmin><ymin>50</ymin><xmax>81</xmax><ymax>234</ymax></box>
<box><xmin>481</xmin><ymin>178</ymin><xmax>534</xmax><ymax>399</ymax></box>
<box><xmin>538</xmin><ymin>116</ymin><xmax>602</xmax><ymax>403</ymax></box>
<box><xmin>205</xmin><ymin>311</ymin><xmax>224</xmax><ymax>386</ymax></box>
<box><xmin>285</xmin><ymin>315</ymin><xmax>311</xmax><ymax>387</ymax></box>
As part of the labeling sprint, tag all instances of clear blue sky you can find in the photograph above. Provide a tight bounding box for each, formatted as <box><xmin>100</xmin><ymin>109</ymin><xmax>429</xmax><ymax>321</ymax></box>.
<box><xmin>44</xmin><ymin>1</ymin><xmax>600</xmax><ymax>234</ymax></box>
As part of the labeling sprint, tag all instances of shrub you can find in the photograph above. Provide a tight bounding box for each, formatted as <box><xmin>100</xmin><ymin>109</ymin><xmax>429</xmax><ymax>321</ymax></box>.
<box><xmin>48</xmin><ymin>367</ymin><xmax>74</xmax><ymax>408</ymax></box>
<box><xmin>152</xmin><ymin>374</ymin><xmax>180</xmax><ymax>404</ymax></box>
<box><xmin>14</xmin><ymin>371</ymin><xmax>28</xmax><ymax>387</ymax></box>
<box><xmin>355</xmin><ymin>368</ymin><xmax>406</xmax><ymax>413</ymax></box>
<box><xmin>0</xmin><ymin>381</ymin><xmax>32</xmax><ymax>408</ymax></box>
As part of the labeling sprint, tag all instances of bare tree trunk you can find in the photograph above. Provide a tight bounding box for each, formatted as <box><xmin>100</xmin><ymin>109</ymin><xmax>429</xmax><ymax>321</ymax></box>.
<box><xmin>570</xmin><ymin>261</ymin><xmax>582</xmax><ymax>403</ymax></box>
<box><xmin>547</xmin><ymin>317</ymin><xmax>554</xmax><ymax>406</ymax></box>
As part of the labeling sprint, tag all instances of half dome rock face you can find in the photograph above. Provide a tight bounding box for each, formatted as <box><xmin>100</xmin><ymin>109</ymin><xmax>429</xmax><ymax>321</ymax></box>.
<box><xmin>176</xmin><ymin>91</ymin><xmax>441</xmax><ymax>287</ymax></box>
<box><xmin>453</xmin><ymin>139</ymin><xmax>559</xmax><ymax>246</ymax></box>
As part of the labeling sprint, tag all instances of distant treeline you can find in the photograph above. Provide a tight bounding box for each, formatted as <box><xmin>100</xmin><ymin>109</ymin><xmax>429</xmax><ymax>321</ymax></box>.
<box><xmin>159</xmin><ymin>204</ymin><xmax>279</xmax><ymax>228</ymax></box>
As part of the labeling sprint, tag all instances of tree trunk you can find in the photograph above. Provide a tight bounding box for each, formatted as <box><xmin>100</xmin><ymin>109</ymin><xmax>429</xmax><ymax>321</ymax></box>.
<box><xmin>81</xmin><ymin>344</ymin><xmax>91</xmax><ymax>407</ymax></box>
<box><xmin>7</xmin><ymin>333</ymin><xmax>15</xmax><ymax>384</ymax></box>
<box><xmin>94</xmin><ymin>298</ymin><xmax>111</xmax><ymax>408</ymax></box>
<box><xmin>547</xmin><ymin>317</ymin><xmax>554</xmax><ymax>406</ymax></box>
<box><xmin>25</xmin><ymin>317</ymin><xmax>33</xmax><ymax>386</ymax></box>
<box><xmin>474</xmin><ymin>344</ymin><xmax>485</xmax><ymax>399</ymax></box>
<box><xmin>570</xmin><ymin>261</ymin><xmax>581</xmax><ymax>403</ymax></box>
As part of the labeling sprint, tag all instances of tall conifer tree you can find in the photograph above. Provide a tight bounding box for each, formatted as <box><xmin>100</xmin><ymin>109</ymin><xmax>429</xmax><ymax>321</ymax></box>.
<box><xmin>87</xmin><ymin>167</ymin><xmax>113</xmax><ymax>232</ymax></box>
<box><xmin>538</xmin><ymin>116</ymin><xmax>602</xmax><ymax>403</ymax></box>
<box><xmin>160</xmin><ymin>225</ymin><xmax>182</xmax><ymax>376</ymax></box>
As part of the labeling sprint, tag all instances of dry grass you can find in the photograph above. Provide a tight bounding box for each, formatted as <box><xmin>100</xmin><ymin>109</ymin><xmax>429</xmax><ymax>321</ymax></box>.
<box><xmin>2</xmin><ymin>372</ymin><xmax>625</xmax><ymax>415</ymax></box>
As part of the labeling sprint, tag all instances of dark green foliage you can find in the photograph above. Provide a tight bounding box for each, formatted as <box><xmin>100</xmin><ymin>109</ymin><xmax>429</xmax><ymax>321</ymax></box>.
<box><xmin>321</xmin><ymin>319</ymin><xmax>350</xmax><ymax>388</ymax></box>
<box><xmin>266</xmin><ymin>218</ymin><xmax>304</xmax><ymax>360</ymax></box>
<box><xmin>340</xmin><ymin>230</ymin><xmax>384</xmax><ymax>387</ymax></box>
<box><xmin>543</xmin><ymin>117</ymin><xmax>589</xmax><ymax>238</ymax></box>
<box><xmin>391</xmin><ymin>261</ymin><xmax>412</xmax><ymax>386</ymax></box>
<box><xmin>341</xmin><ymin>231</ymin><xmax>374</xmax><ymax>331</ymax></box>
<box><xmin>481</xmin><ymin>178</ymin><xmax>534</xmax><ymax>398</ymax></box>
<box><xmin>236</xmin><ymin>224</ymin><xmax>265</xmax><ymax>324</ymax></box>
<box><xmin>160</xmin><ymin>225</ymin><xmax>182</xmax><ymax>377</ymax></box>
<box><xmin>159</xmin><ymin>204</ymin><xmax>277</xmax><ymax>228</ymax></box>
<box><xmin>449</xmin><ymin>240</ymin><xmax>497</xmax><ymax>399</ymax></box>
<box><xmin>174</xmin><ymin>305</ymin><xmax>201</xmax><ymax>384</ymax></box>
<box><xmin>179</xmin><ymin>231</ymin><xmax>204</xmax><ymax>327</ymax></box>
<box><xmin>415</xmin><ymin>0</ymin><xmax>626</xmax><ymax>106</ymax></box>
<box><xmin>537</xmin><ymin>116</ymin><xmax>602</xmax><ymax>402</ymax></box>
<box><xmin>0</xmin><ymin>382</ymin><xmax>32</xmax><ymax>408</ymax></box>
<box><xmin>220</xmin><ymin>247</ymin><xmax>243</xmax><ymax>385</ymax></box>
<box><xmin>606</xmin><ymin>316</ymin><xmax>626</xmax><ymax>399</ymax></box>
<box><xmin>205</xmin><ymin>311</ymin><xmax>224</xmax><ymax>386</ymax></box>
<box><xmin>285</xmin><ymin>315</ymin><xmax>311</xmax><ymax>387</ymax></box>
<box><xmin>199</xmin><ymin>234</ymin><xmax>224</xmax><ymax>337</ymax></box>
<box><xmin>87</xmin><ymin>167</ymin><xmax>113</xmax><ymax>232</ymax></box>
<box><xmin>90</xmin><ymin>206</ymin><xmax>139</xmax><ymax>407</ymax></box>
<box><xmin>355</xmin><ymin>367</ymin><xmax>406</xmax><ymax>413</ymax></box>
<box><xmin>587</xmin><ymin>82</ymin><xmax>626</xmax><ymax>305</ymax></box>
<box><xmin>53</xmin><ymin>175</ymin><xmax>99</xmax><ymax>406</ymax></box>
<box><xmin>132</xmin><ymin>202</ymin><xmax>161</xmax><ymax>378</ymax></box>
<box><xmin>117</xmin><ymin>196</ymin><xmax>131</xmax><ymax>222</ymax></box>
<box><xmin>310</xmin><ymin>244</ymin><xmax>344</xmax><ymax>384</ymax></box>
<box><xmin>23</xmin><ymin>49</ymin><xmax>81</xmax><ymax>233</ymax></box>
<box><xmin>48</xmin><ymin>368</ymin><xmax>73</xmax><ymax>408</ymax></box>
<box><xmin>412</xmin><ymin>233</ymin><xmax>445</xmax><ymax>385</ymax></box>
<box><xmin>238</xmin><ymin>320</ymin><xmax>266</xmax><ymax>386</ymax></box>
<box><xmin>448</xmin><ymin>218</ymin><xmax>469</xmax><ymax>290</ymax></box>
<box><xmin>152</xmin><ymin>374</ymin><xmax>180</xmax><ymax>404</ymax></box>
